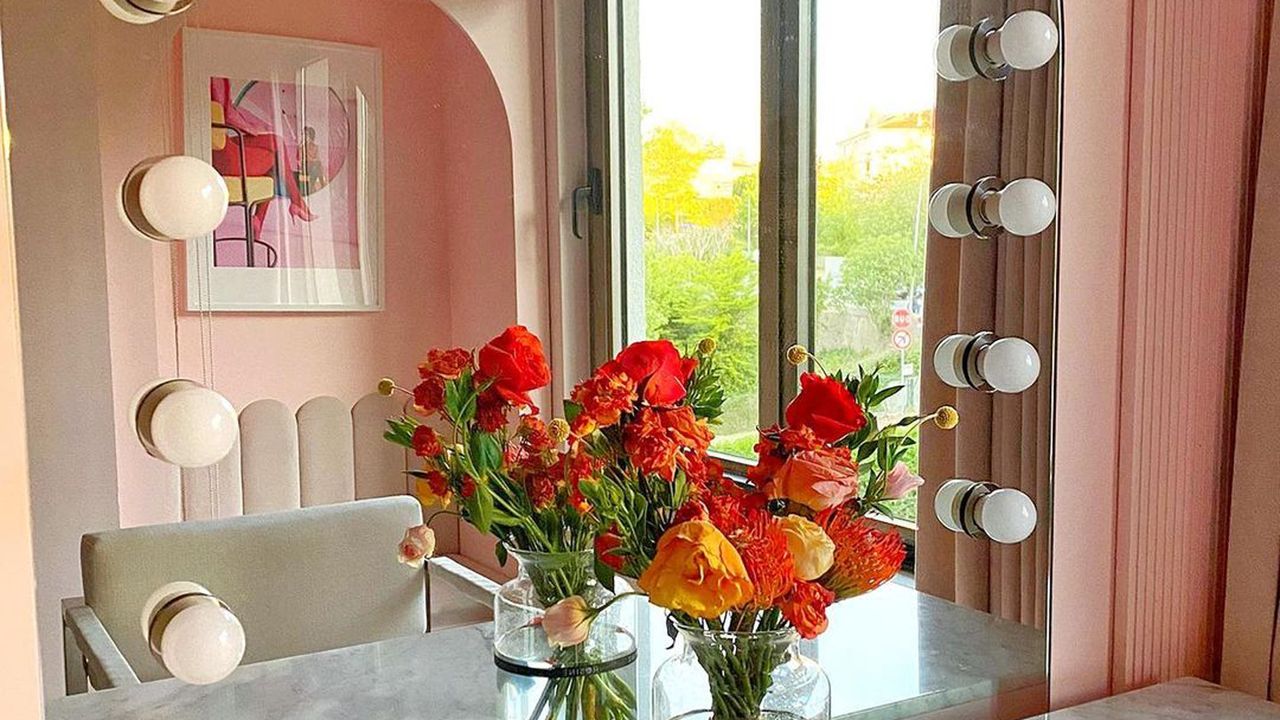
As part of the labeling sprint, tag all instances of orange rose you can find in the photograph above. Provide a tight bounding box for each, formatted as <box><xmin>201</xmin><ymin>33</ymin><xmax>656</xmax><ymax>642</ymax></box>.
<box><xmin>637</xmin><ymin>520</ymin><xmax>754</xmax><ymax>618</ymax></box>
<box><xmin>769</xmin><ymin>449</ymin><xmax>860</xmax><ymax>511</ymax></box>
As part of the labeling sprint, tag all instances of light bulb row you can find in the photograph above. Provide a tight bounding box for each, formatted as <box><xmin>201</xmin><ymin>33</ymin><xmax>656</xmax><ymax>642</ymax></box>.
<box><xmin>936</xmin><ymin>11</ymin><xmax>1059</xmax><ymax>83</ymax></box>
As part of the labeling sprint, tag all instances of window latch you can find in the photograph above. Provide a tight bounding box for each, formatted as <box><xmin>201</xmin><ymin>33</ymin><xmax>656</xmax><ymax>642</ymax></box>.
<box><xmin>572</xmin><ymin>167</ymin><xmax>603</xmax><ymax>240</ymax></box>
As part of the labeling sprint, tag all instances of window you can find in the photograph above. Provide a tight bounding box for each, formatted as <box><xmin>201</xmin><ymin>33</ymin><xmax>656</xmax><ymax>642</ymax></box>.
<box><xmin>586</xmin><ymin>0</ymin><xmax>938</xmax><ymax>526</ymax></box>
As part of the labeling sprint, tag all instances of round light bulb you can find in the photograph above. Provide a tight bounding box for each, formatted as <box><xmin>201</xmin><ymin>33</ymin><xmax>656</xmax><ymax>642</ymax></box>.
<box><xmin>993</xmin><ymin>178</ymin><xmax>1057</xmax><ymax>236</ymax></box>
<box><xmin>933</xmin><ymin>333</ymin><xmax>972</xmax><ymax>389</ymax></box>
<box><xmin>121</xmin><ymin>156</ymin><xmax>228</xmax><ymax>242</ymax></box>
<box><xmin>142</xmin><ymin>582</ymin><xmax>245</xmax><ymax>686</ymax></box>
<box><xmin>159</xmin><ymin>602</ymin><xmax>246</xmax><ymax>685</ymax></box>
<box><xmin>929</xmin><ymin>183</ymin><xmax>973</xmax><ymax>238</ymax></box>
<box><xmin>935</xmin><ymin>25</ymin><xmax>977</xmax><ymax>81</ymax></box>
<box><xmin>134</xmin><ymin>380</ymin><xmax>238</xmax><ymax>468</ymax></box>
<box><xmin>998</xmin><ymin>11</ymin><xmax>1059</xmax><ymax>71</ymax></box>
<box><xmin>979</xmin><ymin>337</ymin><xmax>1041</xmax><ymax>393</ymax></box>
<box><xmin>977</xmin><ymin>488</ymin><xmax>1038</xmax><ymax>544</ymax></box>
<box><xmin>99</xmin><ymin>0</ymin><xmax>194</xmax><ymax>25</ymax></box>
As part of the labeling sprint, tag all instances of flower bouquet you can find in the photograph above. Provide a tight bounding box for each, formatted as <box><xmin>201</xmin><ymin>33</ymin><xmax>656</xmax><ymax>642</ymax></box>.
<box><xmin>383</xmin><ymin>326</ymin><xmax>635</xmax><ymax>720</ymax></box>
<box><xmin>581</xmin><ymin>343</ymin><xmax>958</xmax><ymax>720</ymax></box>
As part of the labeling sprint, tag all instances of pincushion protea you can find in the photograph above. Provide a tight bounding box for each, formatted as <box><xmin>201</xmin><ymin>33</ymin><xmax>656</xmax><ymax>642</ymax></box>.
<box><xmin>814</xmin><ymin>506</ymin><xmax>907</xmax><ymax>601</ymax></box>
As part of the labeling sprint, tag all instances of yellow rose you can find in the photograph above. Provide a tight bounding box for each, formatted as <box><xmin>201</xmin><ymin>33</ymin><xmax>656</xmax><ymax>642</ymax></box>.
<box><xmin>637</xmin><ymin>520</ymin><xmax>754</xmax><ymax>618</ymax></box>
<box><xmin>778</xmin><ymin>515</ymin><xmax>835</xmax><ymax>581</ymax></box>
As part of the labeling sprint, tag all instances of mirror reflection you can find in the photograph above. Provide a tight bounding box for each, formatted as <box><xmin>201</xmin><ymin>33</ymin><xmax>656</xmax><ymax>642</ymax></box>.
<box><xmin>4</xmin><ymin>1</ymin><xmax>1060</xmax><ymax>719</ymax></box>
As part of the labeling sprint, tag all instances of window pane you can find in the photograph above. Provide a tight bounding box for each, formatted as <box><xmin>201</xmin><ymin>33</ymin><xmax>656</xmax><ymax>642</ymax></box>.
<box><xmin>629</xmin><ymin>0</ymin><xmax>761</xmax><ymax>460</ymax></box>
<box><xmin>814</xmin><ymin>1</ymin><xmax>940</xmax><ymax>523</ymax></box>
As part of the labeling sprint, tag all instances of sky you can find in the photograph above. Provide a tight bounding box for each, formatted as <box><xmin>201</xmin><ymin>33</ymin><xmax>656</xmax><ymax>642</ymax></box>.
<box><xmin>638</xmin><ymin>0</ymin><xmax>941</xmax><ymax>161</ymax></box>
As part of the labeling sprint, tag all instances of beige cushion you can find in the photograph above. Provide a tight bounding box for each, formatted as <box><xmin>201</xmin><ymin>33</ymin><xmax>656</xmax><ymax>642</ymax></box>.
<box><xmin>81</xmin><ymin>497</ymin><xmax>425</xmax><ymax>682</ymax></box>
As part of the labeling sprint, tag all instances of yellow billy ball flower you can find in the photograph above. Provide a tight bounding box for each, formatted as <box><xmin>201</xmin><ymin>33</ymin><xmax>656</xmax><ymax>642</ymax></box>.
<box><xmin>547</xmin><ymin>418</ymin><xmax>571</xmax><ymax>444</ymax></box>
<box><xmin>697</xmin><ymin>337</ymin><xmax>718</xmax><ymax>355</ymax></box>
<box><xmin>377</xmin><ymin>378</ymin><xmax>396</xmax><ymax>397</ymax></box>
<box><xmin>934</xmin><ymin>405</ymin><xmax>960</xmax><ymax>430</ymax></box>
<box><xmin>785</xmin><ymin>344</ymin><xmax>810</xmax><ymax>367</ymax></box>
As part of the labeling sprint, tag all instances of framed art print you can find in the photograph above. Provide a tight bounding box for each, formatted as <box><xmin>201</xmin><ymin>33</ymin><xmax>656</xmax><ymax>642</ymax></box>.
<box><xmin>183</xmin><ymin>29</ymin><xmax>384</xmax><ymax>312</ymax></box>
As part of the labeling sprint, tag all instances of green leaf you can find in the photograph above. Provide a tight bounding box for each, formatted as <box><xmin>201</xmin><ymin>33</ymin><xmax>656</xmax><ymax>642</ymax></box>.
<box><xmin>869</xmin><ymin>384</ymin><xmax>904</xmax><ymax>407</ymax></box>
<box><xmin>563</xmin><ymin>400</ymin><xmax>584</xmax><ymax>422</ymax></box>
<box><xmin>468</xmin><ymin>483</ymin><xmax>495</xmax><ymax>534</ymax></box>
<box><xmin>494</xmin><ymin>542</ymin><xmax>509</xmax><ymax>568</ymax></box>
<box><xmin>594</xmin><ymin>556</ymin><xmax>616</xmax><ymax>592</ymax></box>
<box><xmin>469</xmin><ymin>432</ymin><xmax>503</xmax><ymax>474</ymax></box>
<box><xmin>444</xmin><ymin>371</ymin><xmax>477</xmax><ymax>425</ymax></box>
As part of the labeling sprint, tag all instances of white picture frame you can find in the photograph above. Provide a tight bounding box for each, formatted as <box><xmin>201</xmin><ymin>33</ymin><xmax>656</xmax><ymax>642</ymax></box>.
<box><xmin>182</xmin><ymin>28</ymin><xmax>384</xmax><ymax>312</ymax></box>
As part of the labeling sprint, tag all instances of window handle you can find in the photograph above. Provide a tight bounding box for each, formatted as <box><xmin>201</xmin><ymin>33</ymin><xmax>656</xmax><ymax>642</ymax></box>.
<box><xmin>572</xmin><ymin>167</ymin><xmax>603</xmax><ymax>240</ymax></box>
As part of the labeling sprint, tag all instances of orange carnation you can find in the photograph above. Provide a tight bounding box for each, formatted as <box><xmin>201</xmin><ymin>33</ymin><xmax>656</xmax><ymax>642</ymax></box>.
<box><xmin>624</xmin><ymin>406</ymin><xmax>713</xmax><ymax>481</ymax></box>
<box><xmin>570</xmin><ymin>367</ymin><xmax>639</xmax><ymax>428</ymax></box>
<box><xmin>780</xmin><ymin>580</ymin><xmax>835</xmax><ymax>639</ymax></box>
<box><xmin>637</xmin><ymin>519</ymin><xmax>754</xmax><ymax>618</ymax></box>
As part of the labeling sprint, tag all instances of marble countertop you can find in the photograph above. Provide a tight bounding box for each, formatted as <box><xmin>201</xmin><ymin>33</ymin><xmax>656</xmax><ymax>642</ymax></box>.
<box><xmin>1027</xmin><ymin>678</ymin><xmax>1280</xmax><ymax>719</ymax></box>
<box><xmin>46</xmin><ymin>583</ymin><xmax>1045</xmax><ymax>720</ymax></box>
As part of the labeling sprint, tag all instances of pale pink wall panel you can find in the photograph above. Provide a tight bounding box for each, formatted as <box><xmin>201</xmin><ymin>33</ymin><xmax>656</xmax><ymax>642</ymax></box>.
<box><xmin>1054</xmin><ymin>0</ymin><xmax>1267</xmax><ymax>706</ymax></box>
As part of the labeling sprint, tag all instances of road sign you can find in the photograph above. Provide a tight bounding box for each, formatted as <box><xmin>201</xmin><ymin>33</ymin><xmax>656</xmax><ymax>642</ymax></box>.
<box><xmin>891</xmin><ymin>329</ymin><xmax>912</xmax><ymax>350</ymax></box>
<box><xmin>891</xmin><ymin>308</ymin><xmax>912</xmax><ymax>330</ymax></box>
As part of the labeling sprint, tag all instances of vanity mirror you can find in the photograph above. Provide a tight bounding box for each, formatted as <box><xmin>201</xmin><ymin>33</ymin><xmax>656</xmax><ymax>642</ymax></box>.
<box><xmin>2</xmin><ymin>1</ymin><xmax>1061</xmax><ymax>719</ymax></box>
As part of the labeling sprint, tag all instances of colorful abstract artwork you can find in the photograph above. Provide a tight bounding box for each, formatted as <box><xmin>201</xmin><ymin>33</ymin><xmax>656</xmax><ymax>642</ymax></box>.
<box><xmin>184</xmin><ymin>30</ymin><xmax>383</xmax><ymax>311</ymax></box>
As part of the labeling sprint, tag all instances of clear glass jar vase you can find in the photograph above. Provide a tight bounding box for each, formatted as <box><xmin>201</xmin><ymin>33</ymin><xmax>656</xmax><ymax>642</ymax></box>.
<box><xmin>651</xmin><ymin>624</ymin><xmax>830</xmax><ymax>720</ymax></box>
<box><xmin>493</xmin><ymin>548</ymin><xmax>637</xmax><ymax>720</ymax></box>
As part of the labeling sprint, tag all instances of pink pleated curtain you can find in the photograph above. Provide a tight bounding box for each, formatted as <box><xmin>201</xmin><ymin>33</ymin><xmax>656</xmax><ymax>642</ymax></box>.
<box><xmin>915</xmin><ymin>0</ymin><xmax>1058</xmax><ymax>629</ymax></box>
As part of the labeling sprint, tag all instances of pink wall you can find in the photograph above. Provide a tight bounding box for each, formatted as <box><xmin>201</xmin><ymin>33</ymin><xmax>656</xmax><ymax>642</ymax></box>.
<box><xmin>94</xmin><ymin>1</ymin><xmax>517</xmax><ymax>529</ymax></box>
<box><xmin>1221</xmin><ymin>1</ymin><xmax>1280</xmax><ymax>698</ymax></box>
<box><xmin>1052</xmin><ymin>0</ymin><xmax>1267</xmax><ymax>707</ymax></box>
<box><xmin>0</xmin><ymin>55</ymin><xmax>46</xmax><ymax>716</ymax></box>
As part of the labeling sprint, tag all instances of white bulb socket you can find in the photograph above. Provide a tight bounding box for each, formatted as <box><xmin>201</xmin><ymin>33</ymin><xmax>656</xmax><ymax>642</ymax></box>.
<box><xmin>142</xmin><ymin>582</ymin><xmax>245</xmax><ymax>685</ymax></box>
<box><xmin>120</xmin><ymin>156</ymin><xmax>229</xmax><ymax>242</ymax></box>
<box><xmin>99</xmin><ymin>0</ymin><xmax>195</xmax><ymax>25</ymax></box>
<box><xmin>935</xmin><ymin>12</ymin><xmax>1058</xmax><ymax>82</ymax></box>
<box><xmin>132</xmin><ymin>379</ymin><xmax>238</xmax><ymax>468</ymax></box>
<box><xmin>934</xmin><ymin>479</ymin><xmax>1038</xmax><ymax>544</ymax></box>
<box><xmin>933</xmin><ymin>332</ymin><xmax>1040</xmax><ymax>394</ymax></box>
<box><xmin>934</xmin><ymin>25</ymin><xmax>978</xmax><ymax>82</ymax></box>
<box><xmin>929</xmin><ymin>177</ymin><xmax>1057</xmax><ymax>239</ymax></box>
<box><xmin>928</xmin><ymin>183</ymin><xmax>973</xmax><ymax>238</ymax></box>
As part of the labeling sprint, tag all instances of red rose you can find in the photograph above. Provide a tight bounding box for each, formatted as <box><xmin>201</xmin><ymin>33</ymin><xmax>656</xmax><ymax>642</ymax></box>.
<box><xmin>411</xmin><ymin>426</ymin><xmax>443</xmax><ymax>458</ymax></box>
<box><xmin>421</xmin><ymin>347</ymin><xmax>473</xmax><ymax>380</ymax></box>
<box><xmin>784</xmin><ymin>373</ymin><xmax>866</xmax><ymax>443</ymax></box>
<box><xmin>612</xmin><ymin>340</ymin><xmax>698</xmax><ymax>407</ymax></box>
<box><xmin>414</xmin><ymin>375</ymin><xmax>446</xmax><ymax>416</ymax></box>
<box><xmin>780</xmin><ymin>580</ymin><xmax>835</xmax><ymax>639</ymax></box>
<box><xmin>477</xmin><ymin>326</ymin><xmax>551</xmax><ymax>409</ymax></box>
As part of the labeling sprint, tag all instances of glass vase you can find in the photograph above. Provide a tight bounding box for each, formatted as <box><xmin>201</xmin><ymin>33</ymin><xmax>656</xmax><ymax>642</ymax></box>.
<box><xmin>493</xmin><ymin>548</ymin><xmax>637</xmax><ymax>720</ymax></box>
<box><xmin>651</xmin><ymin>624</ymin><xmax>830</xmax><ymax>720</ymax></box>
